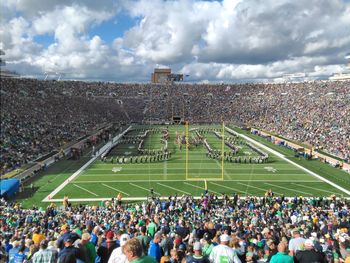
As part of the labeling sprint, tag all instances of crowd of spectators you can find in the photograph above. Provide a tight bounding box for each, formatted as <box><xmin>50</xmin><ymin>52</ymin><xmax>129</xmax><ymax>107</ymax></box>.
<box><xmin>1</xmin><ymin>78</ymin><xmax>349</xmax><ymax>176</ymax></box>
<box><xmin>1</xmin><ymin>193</ymin><xmax>349</xmax><ymax>262</ymax></box>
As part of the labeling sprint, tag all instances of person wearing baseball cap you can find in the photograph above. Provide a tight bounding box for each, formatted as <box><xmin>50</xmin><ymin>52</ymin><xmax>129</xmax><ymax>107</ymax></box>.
<box><xmin>108</xmin><ymin>233</ymin><xmax>130</xmax><ymax>263</ymax></box>
<box><xmin>97</xmin><ymin>231</ymin><xmax>118</xmax><ymax>263</ymax></box>
<box><xmin>58</xmin><ymin>234</ymin><xmax>79</xmax><ymax>263</ymax></box>
<box><xmin>185</xmin><ymin>242</ymin><xmax>209</xmax><ymax>263</ymax></box>
<box><xmin>209</xmin><ymin>234</ymin><xmax>241</xmax><ymax>263</ymax></box>
<box><xmin>56</xmin><ymin>224</ymin><xmax>72</xmax><ymax>250</ymax></box>
<box><xmin>202</xmin><ymin>233</ymin><xmax>215</xmax><ymax>258</ymax></box>
<box><xmin>295</xmin><ymin>239</ymin><xmax>326</xmax><ymax>263</ymax></box>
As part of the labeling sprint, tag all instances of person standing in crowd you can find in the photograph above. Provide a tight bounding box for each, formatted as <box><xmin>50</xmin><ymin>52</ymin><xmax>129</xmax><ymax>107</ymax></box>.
<box><xmin>11</xmin><ymin>245</ymin><xmax>27</xmax><ymax>263</ymax></box>
<box><xmin>186</xmin><ymin>242</ymin><xmax>209</xmax><ymax>263</ymax></box>
<box><xmin>57</xmin><ymin>224</ymin><xmax>72</xmax><ymax>251</ymax></box>
<box><xmin>288</xmin><ymin>229</ymin><xmax>306</xmax><ymax>256</ymax></box>
<box><xmin>138</xmin><ymin>226</ymin><xmax>151</xmax><ymax>256</ymax></box>
<box><xmin>8</xmin><ymin>241</ymin><xmax>20</xmax><ymax>263</ymax></box>
<box><xmin>148</xmin><ymin>232</ymin><xmax>162</xmax><ymax>262</ymax></box>
<box><xmin>80</xmin><ymin>233</ymin><xmax>97</xmax><ymax>263</ymax></box>
<box><xmin>176</xmin><ymin>220</ymin><xmax>190</xmax><ymax>243</ymax></box>
<box><xmin>160</xmin><ymin>228</ymin><xmax>173</xmax><ymax>257</ymax></box>
<box><xmin>58</xmin><ymin>235</ymin><xmax>79</xmax><ymax>263</ymax></box>
<box><xmin>269</xmin><ymin>242</ymin><xmax>293</xmax><ymax>263</ymax></box>
<box><xmin>295</xmin><ymin>239</ymin><xmax>326</xmax><ymax>263</ymax></box>
<box><xmin>202</xmin><ymin>233</ymin><xmax>215</xmax><ymax>258</ymax></box>
<box><xmin>266</xmin><ymin>239</ymin><xmax>278</xmax><ymax>262</ymax></box>
<box><xmin>147</xmin><ymin>219</ymin><xmax>158</xmax><ymax>239</ymax></box>
<box><xmin>97</xmin><ymin>231</ymin><xmax>118</xmax><ymax>263</ymax></box>
<box><xmin>90</xmin><ymin>226</ymin><xmax>100</xmax><ymax>247</ymax></box>
<box><xmin>123</xmin><ymin>238</ymin><xmax>157</xmax><ymax>263</ymax></box>
<box><xmin>209</xmin><ymin>234</ymin><xmax>241</xmax><ymax>263</ymax></box>
<box><xmin>32</xmin><ymin>240</ymin><xmax>57</xmax><ymax>263</ymax></box>
<box><xmin>108</xmin><ymin>233</ymin><xmax>130</xmax><ymax>263</ymax></box>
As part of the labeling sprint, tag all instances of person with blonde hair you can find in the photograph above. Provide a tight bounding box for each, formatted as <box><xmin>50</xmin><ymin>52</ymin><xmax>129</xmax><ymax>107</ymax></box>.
<box><xmin>123</xmin><ymin>238</ymin><xmax>157</xmax><ymax>263</ymax></box>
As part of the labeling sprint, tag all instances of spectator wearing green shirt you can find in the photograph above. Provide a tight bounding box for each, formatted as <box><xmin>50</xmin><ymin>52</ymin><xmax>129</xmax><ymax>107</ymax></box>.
<box><xmin>270</xmin><ymin>242</ymin><xmax>293</xmax><ymax>263</ymax></box>
<box><xmin>123</xmin><ymin>238</ymin><xmax>157</xmax><ymax>263</ymax></box>
<box><xmin>147</xmin><ymin>219</ymin><xmax>157</xmax><ymax>238</ymax></box>
<box><xmin>202</xmin><ymin>233</ymin><xmax>215</xmax><ymax>258</ymax></box>
<box><xmin>137</xmin><ymin>226</ymin><xmax>151</xmax><ymax>256</ymax></box>
<box><xmin>82</xmin><ymin>233</ymin><xmax>96</xmax><ymax>263</ymax></box>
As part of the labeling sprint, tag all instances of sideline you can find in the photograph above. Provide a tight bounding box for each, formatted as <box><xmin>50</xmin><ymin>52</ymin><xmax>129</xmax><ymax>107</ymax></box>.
<box><xmin>42</xmin><ymin>126</ymin><xmax>132</xmax><ymax>202</ymax></box>
<box><xmin>226</xmin><ymin>127</ymin><xmax>350</xmax><ymax>196</ymax></box>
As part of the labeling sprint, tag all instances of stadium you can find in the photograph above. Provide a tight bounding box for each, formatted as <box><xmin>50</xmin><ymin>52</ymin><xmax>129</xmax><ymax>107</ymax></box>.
<box><xmin>1</xmin><ymin>1</ymin><xmax>350</xmax><ymax>262</ymax></box>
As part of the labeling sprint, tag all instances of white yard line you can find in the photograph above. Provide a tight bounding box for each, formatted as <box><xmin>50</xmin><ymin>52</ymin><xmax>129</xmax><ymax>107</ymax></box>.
<box><xmin>42</xmin><ymin>126</ymin><xmax>132</xmax><ymax>201</ymax></box>
<box><xmin>226</xmin><ymin>127</ymin><xmax>350</xmax><ymax>196</ymax></box>
<box><xmin>75</xmin><ymin>179</ymin><xmax>321</xmax><ymax>183</ymax></box>
<box><xmin>73</xmin><ymin>184</ymin><xmax>99</xmax><ymax>196</ymax></box>
<box><xmin>209</xmin><ymin>182</ymin><xmax>245</xmax><ymax>194</ymax></box>
<box><xmin>80</xmin><ymin>173</ymin><xmax>308</xmax><ymax>177</ymax></box>
<box><xmin>129</xmin><ymin>183</ymin><xmax>160</xmax><ymax>195</ymax></box>
<box><xmin>292</xmin><ymin>183</ymin><xmax>336</xmax><ymax>195</ymax></box>
<box><xmin>237</xmin><ymin>182</ymin><xmax>283</xmax><ymax>195</ymax></box>
<box><xmin>184</xmin><ymin>182</ymin><xmax>221</xmax><ymax>195</ymax></box>
<box><xmin>101</xmin><ymin>183</ymin><xmax>130</xmax><ymax>196</ymax></box>
<box><xmin>87</xmin><ymin>166</ymin><xmax>300</xmax><ymax>171</ymax></box>
<box><xmin>157</xmin><ymin>183</ymin><xmax>191</xmax><ymax>195</ymax></box>
<box><xmin>264</xmin><ymin>182</ymin><xmax>312</xmax><ymax>196</ymax></box>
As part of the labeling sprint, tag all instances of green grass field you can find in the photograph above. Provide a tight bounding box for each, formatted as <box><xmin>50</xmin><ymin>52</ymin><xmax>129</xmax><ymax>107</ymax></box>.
<box><xmin>34</xmin><ymin>124</ymin><xmax>349</xmax><ymax>203</ymax></box>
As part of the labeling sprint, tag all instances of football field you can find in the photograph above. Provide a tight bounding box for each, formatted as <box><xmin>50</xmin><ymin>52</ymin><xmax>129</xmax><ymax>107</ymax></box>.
<box><xmin>43</xmin><ymin>125</ymin><xmax>350</xmax><ymax>202</ymax></box>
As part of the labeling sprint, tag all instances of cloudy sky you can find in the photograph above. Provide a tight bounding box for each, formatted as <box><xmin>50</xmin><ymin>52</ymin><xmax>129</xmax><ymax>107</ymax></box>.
<box><xmin>1</xmin><ymin>0</ymin><xmax>349</xmax><ymax>82</ymax></box>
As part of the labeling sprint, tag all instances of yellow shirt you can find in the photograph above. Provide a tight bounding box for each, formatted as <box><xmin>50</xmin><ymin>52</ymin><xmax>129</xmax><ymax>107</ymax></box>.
<box><xmin>32</xmin><ymin>233</ymin><xmax>46</xmax><ymax>245</ymax></box>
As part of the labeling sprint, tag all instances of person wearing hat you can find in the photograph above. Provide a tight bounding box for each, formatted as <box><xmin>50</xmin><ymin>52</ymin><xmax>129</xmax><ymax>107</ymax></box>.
<box><xmin>295</xmin><ymin>239</ymin><xmax>326</xmax><ymax>263</ymax></box>
<box><xmin>209</xmin><ymin>234</ymin><xmax>241</xmax><ymax>263</ymax></box>
<box><xmin>57</xmin><ymin>234</ymin><xmax>79</xmax><ymax>263</ymax></box>
<box><xmin>32</xmin><ymin>240</ymin><xmax>57</xmax><ymax>263</ymax></box>
<box><xmin>56</xmin><ymin>224</ymin><xmax>71</xmax><ymax>251</ymax></box>
<box><xmin>108</xmin><ymin>233</ymin><xmax>131</xmax><ymax>263</ymax></box>
<box><xmin>269</xmin><ymin>242</ymin><xmax>293</xmax><ymax>263</ymax></box>
<box><xmin>97</xmin><ymin>231</ymin><xmax>118</xmax><ymax>263</ymax></box>
<box><xmin>185</xmin><ymin>241</ymin><xmax>209</xmax><ymax>263</ymax></box>
<box><xmin>202</xmin><ymin>233</ymin><xmax>215</xmax><ymax>258</ymax></box>
<box><xmin>80</xmin><ymin>232</ymin><xmax>96</xmax><ymax>263</ymax></box>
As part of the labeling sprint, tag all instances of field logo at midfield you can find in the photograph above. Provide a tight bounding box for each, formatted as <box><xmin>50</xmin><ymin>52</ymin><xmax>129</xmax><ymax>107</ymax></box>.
<box><xmin>264</xmin><ymin>167</ymin><xmax>277</xmax><ymax>173</ymax></box>
<box><xmin>128</xmin><ymin>146</ymin><xmax>135</xmax><ymax>149</ymax></box>
<box><xmin>112</xmin><ymin>167</ymin><xmax>123</xmax><ymax>173</ymax></box>
<box><xmin>124</xmin><ymin>151</ymin><xmax>132</xmax><ymax>155</ymax></box>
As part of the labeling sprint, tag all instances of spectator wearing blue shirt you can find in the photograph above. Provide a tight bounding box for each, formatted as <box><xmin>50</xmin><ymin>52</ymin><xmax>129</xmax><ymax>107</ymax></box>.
<box><xmin>148</xmin><ymin>232</ymin><xmax>162</xmax><ymax>262</ymax></box>
<box><xmin>11</xmin><ymin>245</ymin><xmax>26</xmax><ymax>263</ymax></box>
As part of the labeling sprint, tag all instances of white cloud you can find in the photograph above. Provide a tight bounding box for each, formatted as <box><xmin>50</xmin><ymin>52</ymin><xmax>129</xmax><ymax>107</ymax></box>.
<box><xmin>0</xmin><ymin>0</ymin><xmax>349</xmax><ymax>82</ymax></box>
